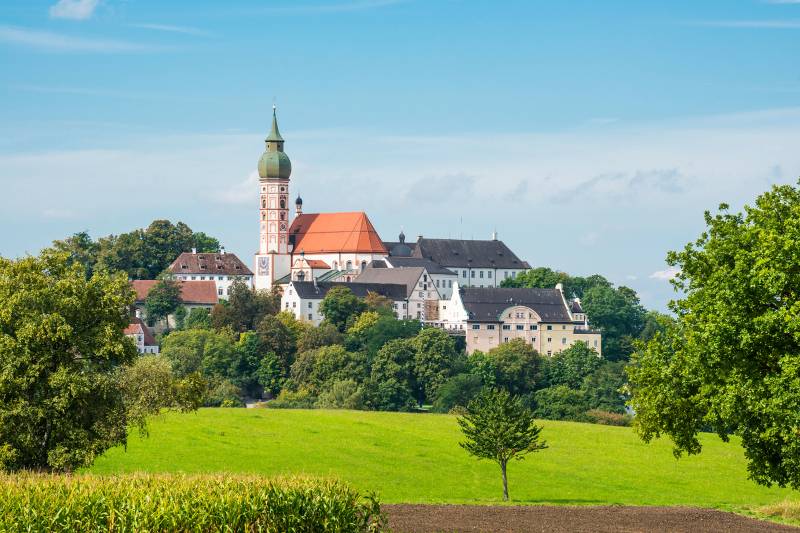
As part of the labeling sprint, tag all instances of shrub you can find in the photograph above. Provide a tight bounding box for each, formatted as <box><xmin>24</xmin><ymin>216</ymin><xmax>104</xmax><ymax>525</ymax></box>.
<box><xmin>585</xmin><ymin>409</ymin><xmax>632</xmax><ymax>426</ymax></box>
<box><xmin>316</xmin><ymin>379</ymin><xmax>366</xmax><ymax>410</ymax></box>
<box><xmin>205</xmin><ymin>378</ymin><xmax>243</xmax><ymax>407</ymax></box>
<box><xmin>432</xmin><ymin>373</ymin><xmax>484</xmax><ymax>413</ymax></box>
<box><xmin>269</xmin><ymin>387</ymin><xmax>317</xmax><ymax>409</ymax></box>
<box><xmin>0</xmin><ymin>473</ymin><xmax>385</xmax><ymax>532</ymax></box>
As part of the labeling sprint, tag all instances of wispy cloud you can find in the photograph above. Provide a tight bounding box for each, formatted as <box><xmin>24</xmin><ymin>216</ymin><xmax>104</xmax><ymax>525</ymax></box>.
<box><xmin>763</xmin><ymin>0</ymin><xmax>800</xmax><ymax>4</ymax></box>
<box><xmin>130</xmin><ymin>23</ymin><xmax>210</xmax><ymax>36</ymax></box>
<box><xmin>0</xmin><ymin>26</ymin><xmax>161</xmax><ymax>53</ymax></box>
<box><xmin>49</xmin><ymin>0</ymin><xmax>99</xmax><ymax>20</ymax></box>
<box><xmin>650</xmin><ymin>267</ymin><xmax>680</xmax><ymax>281</ymax></box>
<box><xmin>689</xmin><ymin>19</ymin><xmax>800</xmax><ymax>29</ymax></box>
<box><xmin>255</xmin><ymin>0</ymin><xmax>406</xmax><ymax>15</ymax></box>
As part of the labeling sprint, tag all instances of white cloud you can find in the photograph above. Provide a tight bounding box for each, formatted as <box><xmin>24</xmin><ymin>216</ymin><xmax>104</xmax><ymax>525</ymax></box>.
<box><xmin>650</xmin><ymin>267</ymin><xmax>681</xmax><ymax>281</ymax></box>
<box><xmin>689</xmin><ymin>19</ymin><xmax>800</xmax><ymax>29</ymax></box>
<box><xmin>0</xmin><ymin>25</ymin><xmax>157</xmax><ymax>53</ymax></box>
<box><xmin>217</xmin><ymin>171</ymin><xmax>259</xmax><ymax>205</ymax></box>
<box><xmin>49</xmin><ymin>0</ymin><xmax>100</xmax><ymax>21</ymax></box>
<box><xmin>130</xmin><ymin>24</ymin><xmax>210</xmax><ymax>36</ymax></box>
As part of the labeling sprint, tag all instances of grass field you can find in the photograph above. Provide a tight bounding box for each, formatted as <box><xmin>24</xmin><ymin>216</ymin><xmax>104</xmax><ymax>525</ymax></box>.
<box><xmin>90</xmin><ymin>408</ymin><xmax>796</xmax><ymax>511</ymax></box>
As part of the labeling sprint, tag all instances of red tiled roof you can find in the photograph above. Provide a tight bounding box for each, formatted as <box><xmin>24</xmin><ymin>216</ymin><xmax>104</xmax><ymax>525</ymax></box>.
<box><xmin>306</xmin><ymin>259</ymin><xmax>330</xmax><ymax>269</ymax></box>
<box><xmin>168</xmin><ymin>251</ymin><xmax>253</xmax><ymax>276</ymax></box>
<box><xmin>288</xmin><ymin>212</ymin><xmax>387</xmax><ymax>254</ymax></box>
<box><xmin>124</xmin><ymin>317</ymin><xmax>157</xmax><ymax>346</ymax></box>
<box><xmin>131</xmin><ymin>280</ymin><xmax>219</xmax><ymax>305</ymax></box>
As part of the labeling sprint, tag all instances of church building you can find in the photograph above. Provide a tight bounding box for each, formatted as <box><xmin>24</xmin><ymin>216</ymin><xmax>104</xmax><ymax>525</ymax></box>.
<box><xmin>254</xmin><ymin>108</ymin><xmax>387</xmax><ymax>290</ymax></box>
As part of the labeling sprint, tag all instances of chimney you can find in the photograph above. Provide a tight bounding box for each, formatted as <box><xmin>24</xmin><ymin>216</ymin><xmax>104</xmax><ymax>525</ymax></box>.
<box><xmin>220</xmin><ymin>246</ymin><xmax>226</xmax><ymax>255</ymax></box>
<box><xmin>555</xmin><ymin>283</ymin><xmax>564</xmax><ymax>293</ymax></box>
<box><xmin>491</xmin><ymin>230</ymin><xmax>498</xmax><ymax>241</ymax></box>
<box><xmin>191</xmin><ymin>247</ymin><xmax>197</xmax><ymax>254</ymax></box>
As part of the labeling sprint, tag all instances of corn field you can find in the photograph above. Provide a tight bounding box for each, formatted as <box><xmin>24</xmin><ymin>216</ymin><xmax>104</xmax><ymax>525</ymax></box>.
<box><xmin>0</xmin><ymin>473</ymin><xmax>386</xmax><ymax>532</ymax></box>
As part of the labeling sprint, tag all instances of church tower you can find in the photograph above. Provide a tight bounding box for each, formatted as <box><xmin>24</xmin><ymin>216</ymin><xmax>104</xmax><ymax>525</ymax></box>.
<box><xmin>254</xmin><ymin>106</ymin><xmax>293</xmax><ymax>290</ymax></box>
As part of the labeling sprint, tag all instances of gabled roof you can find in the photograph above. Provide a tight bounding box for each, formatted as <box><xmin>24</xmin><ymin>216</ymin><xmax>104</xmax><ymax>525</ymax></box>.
<box><xmin>290</xmin><ymin>281</ymin><xmax>407</xmax><ymax>301</ymax></box>
<box><xmin>124</xmin><ymin>317</ymin><xmax>157</xmax><ymax>346</ymax></box>
<box><xmin>460</xmin><ymin>287</ymin><xmax>572</xmax><ymax>323</ymax></box>
<box><xmin>353</xmin><ymin>266</ymin><xmax>426</xmax><ymax>298</ymax></box>
<box><xmin>413</xmin><ymin>238</ymin><xmax>530</xmax><ymax>269</ymax></box>
<box><xmin>288</xmin><ymin>212</ymin><xmax>387</xmax><ymax>254</ymax></box>
<box><xmin>306</xmin><ymin>259</ymin><xmax>330</xmax><ymax>269</ymax></box>
<box><xmin>570</xmin><ymin>299</ymin><xmax>584</xmax><ymax>313</ymax></box>
<box><xmin>168</xmin><ymin>251</ymin><xmax>253</xmax><ymax>277</ymax></box>
<box><xmin>131</xmin><ymin>280</ymin><xmax>219</xmax><ymax>305</ymax></box>
<box><xmin>385</xmin><ymin>256</ymin><xmax>456</xmax><ymax>275</ymax></box>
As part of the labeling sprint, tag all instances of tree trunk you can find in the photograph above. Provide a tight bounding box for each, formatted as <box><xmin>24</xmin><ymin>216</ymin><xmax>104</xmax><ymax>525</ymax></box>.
<box><xmin>500</xmin><ymin>460</ymin><xmax>509</xmax><ymax>501</ymax></box>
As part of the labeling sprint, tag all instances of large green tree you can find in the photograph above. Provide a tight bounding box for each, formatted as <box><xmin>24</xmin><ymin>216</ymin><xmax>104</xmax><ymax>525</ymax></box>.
<box><xmin>0</xmin><ymin>251</ymin><xmax>137</xmax><ymax>472</ymax></box>
<box><xmin>319</xmin><ymin>286</ymin><xmax>367</xmax><ymax>332</ymax></box>
<box><xmin>411</xmin><ymin>328</ymin><xmax>460</xmax><ymax>404</ymax></box>
<box><xmin>144</xmin><ymin>278</ymin><xmax>182</xmax><ymax>325</ymax></box>
<box><xmin>210</xmin><ymin>281</ymin><xmax>280</xmax><ymax>332</ymax></box>
<box><xmin>582</xmin><ymin>284</ymin><xmax>646</xmax><ymax>360</ymax></box>
<box><xmin>458</xmin><ymin>388</ymin><xmax>547</xmax><ymax>500</ymax></box>
<box><xmin>628</xmin><ymin>183</ymin><xmax>800</xmax><ymax>488</ymax></box>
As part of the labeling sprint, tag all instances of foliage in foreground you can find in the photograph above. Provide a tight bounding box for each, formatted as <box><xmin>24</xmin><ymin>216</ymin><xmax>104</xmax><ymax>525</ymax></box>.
<box><xmin>628</xmin><ymin>182</ymin><xmax>800</xmax><ymax>489</ymax></box>
<box><xmin>458</xmin><ymin>388</ymin><xmax>547</xmax><ymax>501</ymax></box>
<box><xmin>0</xmin><ymin>251</ymin><xmax>138</xmax><ymax>473</ymax></box>
<box><xmin>0</xmin><ymin>473</ymin><xmax>385</xmax><ymax>532</ymax></box>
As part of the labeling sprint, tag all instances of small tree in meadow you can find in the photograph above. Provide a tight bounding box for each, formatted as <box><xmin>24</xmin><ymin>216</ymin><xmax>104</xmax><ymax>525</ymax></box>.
<box><xmin>458</xmin><ymin>388</ymin><xmax>547</xmax><ymax>501</ymax></box>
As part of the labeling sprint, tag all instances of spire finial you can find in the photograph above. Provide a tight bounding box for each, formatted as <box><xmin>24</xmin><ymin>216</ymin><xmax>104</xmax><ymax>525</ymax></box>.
<box><xmin>266</xmin><ymin>103</ymin><xmax>284</xmax><ymax>143</ymax></box>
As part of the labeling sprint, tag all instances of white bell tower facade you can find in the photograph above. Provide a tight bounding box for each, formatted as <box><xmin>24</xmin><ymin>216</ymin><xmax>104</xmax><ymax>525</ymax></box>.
<box><xmin>254</xmin><ymin>106</ymin><xmax>293</xmax><ymax>290</ymax></box>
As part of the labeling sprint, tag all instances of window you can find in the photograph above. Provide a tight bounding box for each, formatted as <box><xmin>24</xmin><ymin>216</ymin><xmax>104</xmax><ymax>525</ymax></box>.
<box><xmin>423</xmin><ymin>274</ymin><xmax>428</xmax><ymax>282</ymax></box>
<box><xmin>423</xmin><ymin>283</ymin><xmax>427</xmax><ymax>290</ymax></box>
<box><xmin>218</xmin><ymin>276</ymin><xmax>223</xmax><ymax>281</ymax></box>
<box><xmin>532</xmin><ymin>336</ymin><xmax>536</xmax><ymax>342</ymax></box>
<box><xmin>562</xmin><ymin>325</ymin><xmax>566</xmax><ymax>330</ymax></box>
<box><xmin>448</xmin><ymin>280</ymin><xmax>452</xmax><ymax>288</ymax></box>
<box><xmin>504</xmin><ymin>337</ymin><xmax>509</xmax><ymax>343</ymax></box>
<box><xmin>546</xmin><ymin>325</ymin><xmax>553</xmax><ymax>330</ymax></box>
<box><xmin>419</xmin><ymin>291</ymin><xmax>424</xmax><ymax>298</ymax></box>
<box><xmin>417</xmin><ymin>302</ymin><xmax>421</xmax><ymax>308</ymax></box>
<box><xmin>346</xmin><ymin>260</ymin><xmax>352</xmax><ymax>270</ymax></box>
<box><xmin>516</xmin><ymin>325</ymin><xmax>524</xmax><ymax>331</ymax></box>
<box><xmin>285</xmin><ymin>302</ymin><xmax>289</xmax><ymax>309</ymax></box>
<box><xmin>488</xmin><ymin>271</ymin><xmax>492</xmax><ymax>278</ymax></box>
<box><xmin>200</xmin><ymin>276</ymin><xmax>205</xmax><ymax>280</ymax></box>
<box><xmin>308</xmin><ymin>302</ymin><xmax>312</xmax><ymax>308</ymax></box>
<box><xmin>472</xmin><ymin>324</ymin><xmax>480</xmax><ymax>330</ymax></box>
<box><xmin>562</xmin><ymin>338</ymin><xmax>567</xmax><ymax>345</ymax></box>
<box><xmin>218</xmin><ymin>288</ymin><xmax>223</xmax><ymax>296</ymax></box>
<box><xmin>504</xmin><ymin>271</ymin><xmax>508</xmax><ymax>279</ymax></box>
<box><xmin>479</xmin><ymin>271</ymin><xmax>484</xmax><ymax>279</ymax></box>
<box><xmin>530</xmin><ymin>325</ymin><xmax>538</xmax><ymax>330</ymax></box>
<box><xmin>403</xmin><ymin>303</ymin><xmax>407</xmax><ymax>309</ymax></box>
<box><xmin>471</xmin><ymin>271</ymin><xmax>475</xmax><ymax>278</ymax></box>
<box><xmin>487</xmin><ymin>324</ymin><xmax>496</xmax><ymax>330</ymax></box>
<box><xmin>547</xmin><ymin>337</ymin><xmax>552</xmax><ymax>343</ymax></box>
<box><xmin>462</xmin><ymin>270</ymin><xmax>467</xmax><ymax>277</ymax></box>
<box><xmin>416</xmin><ymin>311</ymin><xmax>421</xmax><ymax>318</ymax></box>
<box><xmin>547</xmin><ymin>350</ymin><xmax>552</xmax><ymax>356</ymax></box>
<box><xmin>292</xmin><ymin>302</ymin><xmax>296</xmax><ymax>308</ymax></box>
<box><xmin>308</xmin><ymin>314</ymin><xmax>313</xmax><ymax>320</ymax></box>
<box><xmin>502</xmin><ymin>325</ymin><xmax>511</xmax><ymax>330</ymax></box>
<box><xmin>191</xmin><ymin>276</ymin><xmax>196</xmax><ymax>280</ymax></box>
<box><xmin>436</xmin><ymin>280</ymin><xmax>440</xmax><ymax>287</ymax></box>
<box><xmin>594</xmin><ymin>340</ymin><xmax>598</xmax><ymax>347</ymax></box>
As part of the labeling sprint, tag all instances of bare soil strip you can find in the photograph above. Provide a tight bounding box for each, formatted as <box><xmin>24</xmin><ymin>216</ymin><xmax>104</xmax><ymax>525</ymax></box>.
<box><xmin>383</xmin><ymin>504</ymin><xmax>798</xmax><ymax>533</ymax></box>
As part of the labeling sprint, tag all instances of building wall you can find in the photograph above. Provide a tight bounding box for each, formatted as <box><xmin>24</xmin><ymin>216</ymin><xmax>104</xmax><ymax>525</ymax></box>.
<box><xmin>281</xmin><ymin>284</ymin><xmax>410</xmax><ymax>325</ymax></box>
<box><xmin>172</xmin><ymin>273</ymin><xmax>253</xmax><ymax>297</ymax></box>
<box><xmin>446</xmin><ymin>267</ymin><xmax>526</xmax><ymax>289</ymax></box>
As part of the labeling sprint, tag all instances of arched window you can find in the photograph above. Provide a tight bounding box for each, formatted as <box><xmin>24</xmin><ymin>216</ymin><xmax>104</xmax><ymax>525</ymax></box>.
<box><xmin>332</xmin><ymin>261</ymin><xmax>338</xmax><ymax>270</ymax></box>
<box><xmin>280</xmin><ymin>198</ymin><xmax>286</xmax><ymax>209</ymax></box>
<box><xmin>360</xmin><ymin>260</ymin><xmax>367</xmax><ymax>271</ymax></box>
<box><xmin>261</xmin><ymin>198</ymin><xmax>266</xmax><ymax>208</ymax></box>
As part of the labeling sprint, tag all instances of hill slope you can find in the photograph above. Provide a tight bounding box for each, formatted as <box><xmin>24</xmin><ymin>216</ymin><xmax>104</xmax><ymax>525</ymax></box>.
<box><xmin>90</xmin><ymin>408</ymin><xmax>792</xmax><ymax>508</ymax></box>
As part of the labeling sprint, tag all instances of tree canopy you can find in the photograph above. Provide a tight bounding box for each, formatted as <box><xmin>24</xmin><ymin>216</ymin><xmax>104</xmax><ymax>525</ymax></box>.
<box><xmin>628</xmin><ymin>183</ymin><xmax>800</xmax><ymax>488</ymax></box>
<box><xmin>0</xmin><ymin>251</ymin><xmax>137</xmax><ymax>472</ymax></box>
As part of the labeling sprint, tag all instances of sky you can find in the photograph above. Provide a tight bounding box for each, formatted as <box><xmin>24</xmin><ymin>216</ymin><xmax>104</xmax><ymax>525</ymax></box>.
<box><xmin>1</xmin><ymin>0</ymin><xmax>800</xmax><ymax>311</ymax></box>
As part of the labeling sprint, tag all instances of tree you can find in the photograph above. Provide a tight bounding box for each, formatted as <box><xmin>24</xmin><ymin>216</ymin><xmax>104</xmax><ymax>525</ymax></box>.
<box><xmin>211</xmin><ymin>281</ymin><xmax>280</xmax><ymax>332</ymax></box>
<box><xmin>256</xmin><ymin>315</ymin><xmax>297</xmax><ymax>376</ymax></box>
<box><xmin>582</xmin><ymin>284</ymin><xmax>645</xmax><ymax>361</ymax></box>
<box><xmin>297</xmin><ymin>322</ymin><xmax>343</xmax><ymax>353</ymax></box>
<box><xmin>485</xmin><ymin>339</ymin><xmax>541</xmax><ymax>396</ymax></box>
<box><xmin>364</xmin><ymin>291</ymin><xmax>395</xmax><ymax>316</ymax></box>
<box><xmin>345</xmin><ymin>315</ymin><xmax>420</xmax><ymax>357</ymax></box>
<box><xmin>432</xmin><ymin>373</ymin><xmax>484</xmax><ymax>413</ymax></box>
<box><xmin>50</xmin><ymin>231</ymin><xmax>99</xmax><ymax>277</ymax></box>
<box><xmin>319</xmin><ymin>286</ymin><xmax>366</xmax><ymax>332</ymax></box>
<box><xmin>543</xmin><ymin>342</ymin><xmax>601</xmax><ymax>389</ymax></box>
<box><xmin>627</xmin><ymin>183</ymin><xmax>800</xmax><ymax>489</ymax></box>
<box><xmin>117</xmin><ymin>355</ymin><xmax>205</xmax><ymax>436</ymax></box>
<box><xmin>183</xmin><ymin>307</ymin><xmax>212</xmax><ymax>330</ymax></box>
<box><xmin>367</xmin><ymin>339</ymin><xmax>417</xmax><ymax>411</ymax></box>
<box><xmin>458</xmin><ymin>389</ymin><xmax>547</xmax><ymax>500</ymax></box>
<box><xmin>0</xmin><ymin>251</ymin><xmax>137</xmax><ymax>472</ymax></box>
<box><xmin>411</xmin><ymin>328</ymin><xmax>460</xmax><ymax>404</ymax></box>
<box><xmin>532</xmin><ymin>385</ymin><xmax>590</xmax><ymax>421</ymax></box>
<box><xmin>144</xmin><ymin>278</ymin><xmax>182</xmax><ymax>325</ymax></box>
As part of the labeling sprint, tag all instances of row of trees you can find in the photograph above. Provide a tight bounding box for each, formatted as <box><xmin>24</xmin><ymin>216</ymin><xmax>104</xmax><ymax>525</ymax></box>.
<box><xmin>52</xmin><ymin>220</ymin><xmax>219</xmax><ymax>280</ymax></box>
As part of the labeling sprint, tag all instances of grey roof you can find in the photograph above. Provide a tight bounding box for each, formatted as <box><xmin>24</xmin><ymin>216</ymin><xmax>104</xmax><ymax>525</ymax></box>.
<box><xmin>290</xmin><ymin>281</ymin><xmax>408</xmax><ymax>301</ymax></box>
<box><xmin>384</xmin><ymin>241</ymin><xmax>416</xmax><ymax>257</ymax></box>
<box><xmin>460</xmin><ymin>287</ymin><xmax>572</xmax><ymax>323</ymax></box>
<box><xmin>570</xmin><ymin>299</ymin><xmax>584</xmax><ymax>313</ymax></box>
<box><xmin>412</xmin><ymin>238</ymin><xmax>530</xmax><ymax>269</ymax></box>
<box><xmin>169</xmin><ymin>251</ymin><xmax>254</xmax><ymax>276</ymax></box>
<box><xmin>353</xmin><ymin>267</ymin><xmax>426</xmax><ymax>298</ymax></box>
<box><xmin>368</xmin><ymin>260</ymin><xmax>388</xmax><ymax>268</ymax></box>
<box><xmin>385</xmin><ymin>257</ymin><xmax>456</xmax><ymax>275</ymax></box>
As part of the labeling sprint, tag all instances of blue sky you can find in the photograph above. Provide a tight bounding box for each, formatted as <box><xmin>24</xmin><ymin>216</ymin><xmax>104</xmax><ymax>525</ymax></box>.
<box><xmin>2</xmin><ymin>0</ymin><xmax>800</xmax><ymax>310</ymax></box>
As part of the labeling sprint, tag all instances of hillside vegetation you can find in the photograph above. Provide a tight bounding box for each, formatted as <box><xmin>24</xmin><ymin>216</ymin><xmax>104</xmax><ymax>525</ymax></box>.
<box><xmin>90</xmin><ymin>409</ymin><xmax>794</xmax><ymax>509</ymax></box>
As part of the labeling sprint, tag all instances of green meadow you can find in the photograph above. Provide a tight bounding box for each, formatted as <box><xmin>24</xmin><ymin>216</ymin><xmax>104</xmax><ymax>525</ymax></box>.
<box><xmin>90</xmin><ymin>408</ymin><xmax>795</xmax><ymax>510</ymax></box>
